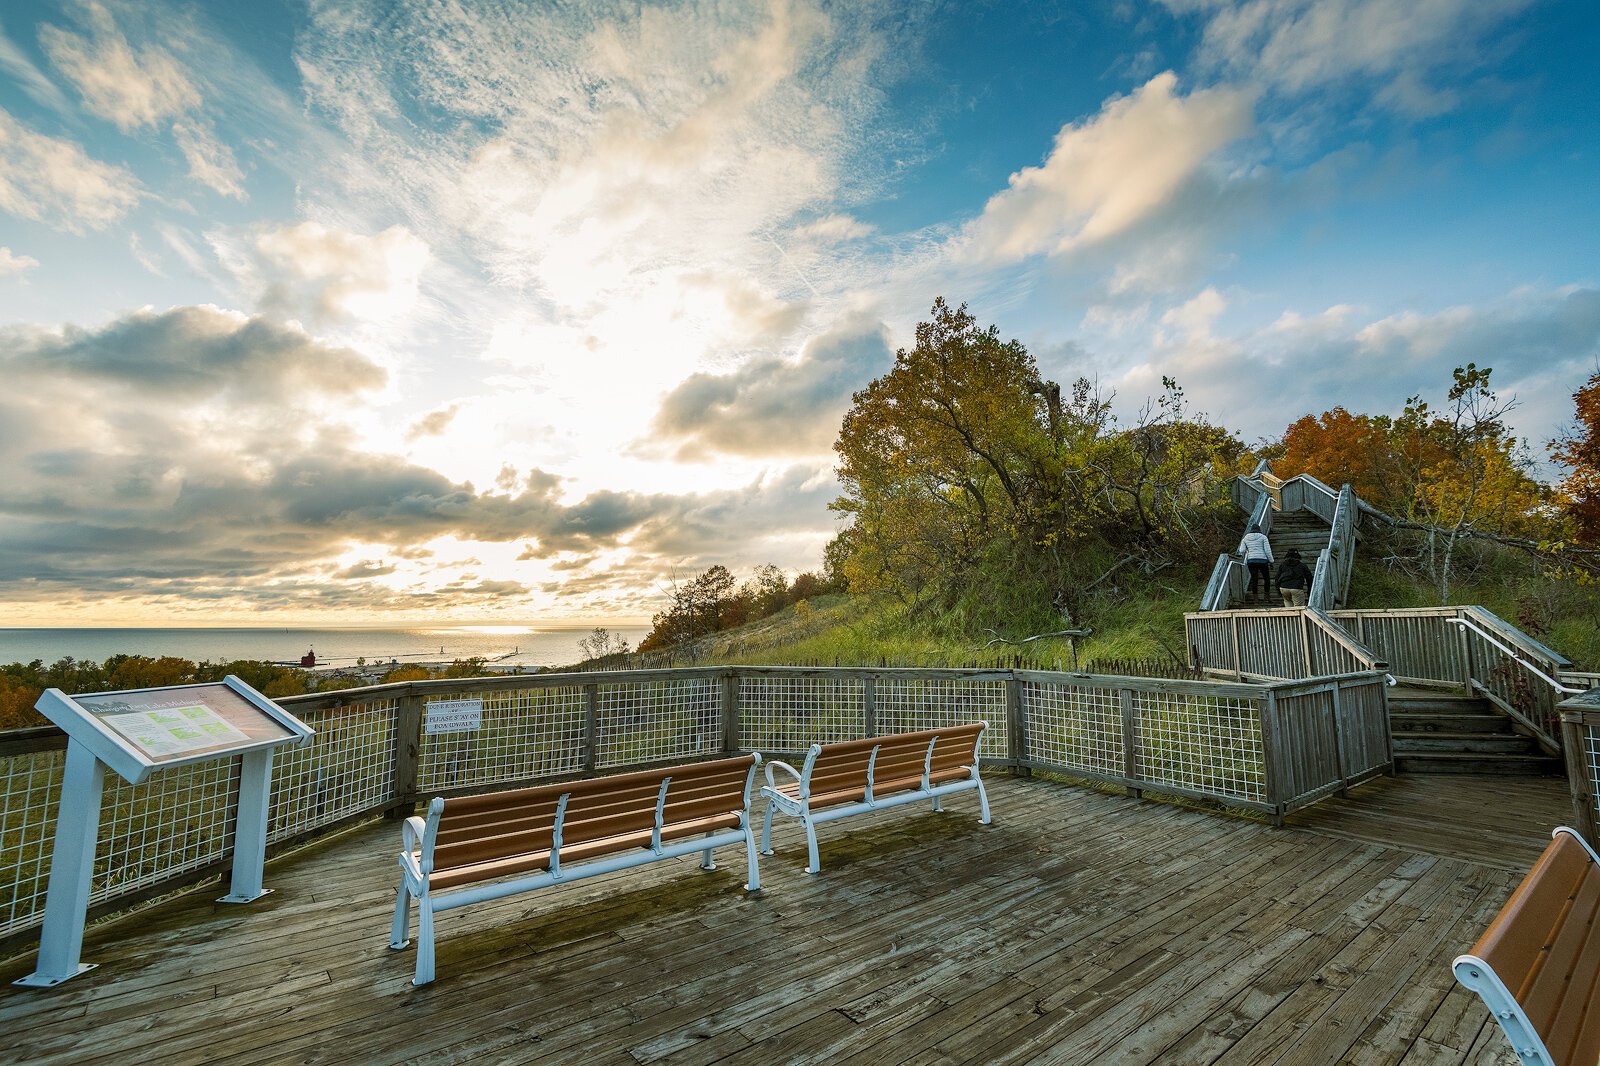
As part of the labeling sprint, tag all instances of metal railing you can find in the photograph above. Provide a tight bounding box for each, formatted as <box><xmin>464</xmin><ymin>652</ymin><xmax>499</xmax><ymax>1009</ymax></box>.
<box><xmin>1330</xmin><ymin>606</ymin><xmax>1574</xmax><ymax>751</ymax></box>
<box><xmin>0</xmin><ymin>664</ymin><xmax>1391</xmax><ymax>954</ymax></box>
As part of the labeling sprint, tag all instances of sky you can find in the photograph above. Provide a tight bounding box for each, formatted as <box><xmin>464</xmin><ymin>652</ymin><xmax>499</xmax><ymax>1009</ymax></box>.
<box><xmin>0</xmin><ymin>0</ymin><xmax>1596</xmax><ymax>627</ymax></box>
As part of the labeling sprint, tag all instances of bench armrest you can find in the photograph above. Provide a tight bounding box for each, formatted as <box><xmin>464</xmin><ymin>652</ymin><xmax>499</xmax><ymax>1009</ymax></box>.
<box><xmin>399</xmin><ymin>815</ymin><xmax>428</xmax><ymax>880</ymax></box>
<box><xmin>764</xmin><ymin>759</ymin><xmax>803</xmax><ymax>791</ymax></box>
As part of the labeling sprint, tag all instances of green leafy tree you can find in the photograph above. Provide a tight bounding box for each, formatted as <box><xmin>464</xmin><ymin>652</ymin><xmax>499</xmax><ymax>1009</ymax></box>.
<box><xmin>832</xmin><ymin>298</ymin><xmax>1061</xmax><ymax>609</ymax></box>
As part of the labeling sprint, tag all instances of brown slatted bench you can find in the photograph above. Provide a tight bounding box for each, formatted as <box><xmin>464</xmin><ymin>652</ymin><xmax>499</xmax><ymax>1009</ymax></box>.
<box><xmin>1454</xmin><ymin>826</ymin><xmax>1600</xmax><ymax>1066</ymax></box>
<box><xmin>389</xmin><ymin>753</ymin><xmax>762</xmax><ymax>985</ymax></box>
<box><xmin>758</xmin><ymin>722</ymin><xmax>990</xmax><ymax>874</ymax></box>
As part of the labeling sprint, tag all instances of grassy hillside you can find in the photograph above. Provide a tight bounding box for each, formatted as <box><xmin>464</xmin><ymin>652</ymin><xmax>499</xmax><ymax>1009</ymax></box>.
<box><xmin>588</xmin><ymin>529</ymin><xmax>1598</xmax><ymax>674</ymax></box>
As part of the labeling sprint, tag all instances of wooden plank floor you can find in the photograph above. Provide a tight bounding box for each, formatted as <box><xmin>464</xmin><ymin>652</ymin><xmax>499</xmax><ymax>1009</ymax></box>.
<box><xmin>0</xmin><ymin>772</ymin><xmax>1571</xmax><ymax>1065</ymax></box>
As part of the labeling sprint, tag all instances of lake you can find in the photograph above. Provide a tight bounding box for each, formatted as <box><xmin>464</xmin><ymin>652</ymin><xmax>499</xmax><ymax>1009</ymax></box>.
<box><xmin>0</xmin><ymin>625</ymin><xmax>652</xmax><ymax>671</ymax></box>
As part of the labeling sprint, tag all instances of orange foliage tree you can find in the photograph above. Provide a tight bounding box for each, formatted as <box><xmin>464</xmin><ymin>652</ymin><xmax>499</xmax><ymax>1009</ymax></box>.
<box><xmin>1551</xmin><ymin>368</ymin><xmax>1600</xmax><ymax>544</ymax></box>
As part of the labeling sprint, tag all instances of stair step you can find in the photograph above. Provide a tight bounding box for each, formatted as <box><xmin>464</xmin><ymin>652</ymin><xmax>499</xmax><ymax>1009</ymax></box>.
<box><xmin>1389</xmin><ymin>713</ymin><xmax>1514</xmax><ymax>734</ymax></box>
<box><xmin>1391</xmin><ymin>733</ymin><xmax>1539</xmax><ymax>754</ymax></box>
<box><xmin>1395</xmin><ymin>752</ymin><xmax>1562</xmax><ymax>775</ymax></box>
<box><xmin>1389</xmin><ymin>697</ymin><xmax>1495</xmax><ymax>715</ymax></box>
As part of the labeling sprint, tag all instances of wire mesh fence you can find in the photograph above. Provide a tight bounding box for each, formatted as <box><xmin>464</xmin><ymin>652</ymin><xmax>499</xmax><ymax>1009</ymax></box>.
<box><xmin>0</xmin><ymin>664</ymin><xmax>1391</xmax><ymax>949</ymax></box>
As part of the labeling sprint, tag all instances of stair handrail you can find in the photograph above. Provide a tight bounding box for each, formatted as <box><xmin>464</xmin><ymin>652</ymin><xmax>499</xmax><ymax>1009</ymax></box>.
<box><xmin>1460</xmin><ymin>606</ymin><xmax>1574</xmax><ymax>672</ymax></box>
<box><xmin>1448</xmin><ymin>616</ymin><xmax>1581</xmax><ymax>697</ymax></box>
<box><xmin>1201</xmin><ymin>553</ymin><xmax>1237</xmax><ymax>612</ymax></box>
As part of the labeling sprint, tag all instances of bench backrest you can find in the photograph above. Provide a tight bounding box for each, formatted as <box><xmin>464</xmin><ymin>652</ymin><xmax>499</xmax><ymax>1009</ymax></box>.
<box><xmin>1454</xmin><ymin>827</ymin><xmax>1600</xmax><ymax>1066</ymax></box>
<box><xmin>801</xmin><ymin>723</ymin><xmax>985</xmax><ymax>803</ymax></box>
<box><xmin>427</xmin><ymin>754</ymin><xmax>758</xmax><ymax>875</ymax></box>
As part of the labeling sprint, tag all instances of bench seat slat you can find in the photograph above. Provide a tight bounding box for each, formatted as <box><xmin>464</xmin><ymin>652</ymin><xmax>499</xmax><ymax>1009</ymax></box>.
<box><xmin>1456</xmin><ymin>828</ymin><xmax>1600</xmax><ymax>1066</ymax></box>
<box><xmin>428</xmin><ymin>812</ymin><xmax>745</xmax><ymax>891</ymax></box>
<box><xmin>1535</xmin><ymin>865</ymin><xmax>1600</xmax><ymax>1063</ymax></box>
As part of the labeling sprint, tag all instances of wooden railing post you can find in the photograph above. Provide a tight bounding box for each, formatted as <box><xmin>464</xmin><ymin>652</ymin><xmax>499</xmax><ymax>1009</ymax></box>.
<box><xmin>1260</xmin><ymin>690</ymin><xmax>1285</xmax><ymax>827</ymax></box>
<box><xmin>863</xmin><ymin>674</ymin><xmax>878</xmax><ymax>739</ymax></box>
<box><xmin>582</xmin><ymin>682</ymin><xmax>599</xmax><ymax>774</ymax></box>
<box><xmin>391</xmin><ymin>691</ymin><xmax>425</xmax><ymax>817</ymax></box>
<box><xmin>1119</xmin><ymin>687</ymin><xmax>1140</xmax><ymax>799</ymax></box>
<box><xmin>1006</xmin><ymin>672</ymin><xmax>1029</xmax><ymax>777</ymax></box>
<box><xmin>720</xmin><ymin>670</ymin><xmax>740</xmax><ymax>755</ymax></box>
<box><xmin>1560</xmin><ymin>695</ymin><xmax>1600</xmax><ymax>848</ymax></box>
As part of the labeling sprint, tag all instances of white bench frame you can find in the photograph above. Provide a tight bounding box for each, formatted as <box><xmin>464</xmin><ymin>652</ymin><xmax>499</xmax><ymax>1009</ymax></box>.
<box><xmin>759</xmin><ymin>724</ymin><xmax>991</xmax><ymax>874</ymax></box>
<box><xmin>1453</xmin><ymin>825</ymin><xmax>1600</xmax><ymax>1066</ymax></box>
<box><xmin>390</xmin><ymin>756</ymin><xmax>763</xmax><ymax>985</ymax></box>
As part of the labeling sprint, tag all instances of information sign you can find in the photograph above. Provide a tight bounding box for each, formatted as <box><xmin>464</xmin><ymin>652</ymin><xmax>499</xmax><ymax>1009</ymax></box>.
<box><xmin>424</xmin><ymin>698</ymin><xmax>483</xmax><ymax>735</ymax></box>
<box><xmin>16</xmin><ymin>676</ymin><xmax>313</xmax><ymax>989</ymax></box>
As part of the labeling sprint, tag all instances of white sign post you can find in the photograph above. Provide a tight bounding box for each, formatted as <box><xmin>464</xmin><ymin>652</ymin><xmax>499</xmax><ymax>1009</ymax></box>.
<box><xmin>15</xmin><ymin>676</ymin><xmax>313</xmax><ymax>988</ymax></box>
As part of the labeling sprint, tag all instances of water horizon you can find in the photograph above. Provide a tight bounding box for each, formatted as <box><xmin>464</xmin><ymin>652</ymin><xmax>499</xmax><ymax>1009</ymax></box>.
<box><xmin>0</xmin><ymin>624</ymin><xmax>653</xmax><ymax>672</ymax></box>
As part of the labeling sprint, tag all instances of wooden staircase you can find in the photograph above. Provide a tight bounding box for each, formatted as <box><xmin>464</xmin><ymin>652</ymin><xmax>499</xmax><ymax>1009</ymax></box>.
<box><xmin>1235</xmin><ymin>508</ymin><xmax>1334</xmax><ymax>608</ymax></box>
<box><xmin>1389</xmin><ymin>688</ymin><xmax>1563</xmax><ymax>775</ymax></box>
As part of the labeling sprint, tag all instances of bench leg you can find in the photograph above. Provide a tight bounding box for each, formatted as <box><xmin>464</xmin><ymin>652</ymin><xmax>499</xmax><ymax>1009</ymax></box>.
<box><xmin>413</xmin><ymin>896</ymin><xmax>436</xmax><ymax>986</ymax></box>
<box><xmin>389</xmin><ymin>879</ymin><xmax>412</xmax><ymax>950</ymax></box>
<box><xmin>802</xmin><ymin>813</ymin><xmax>821</xmax><ymax>875</ymax></box>
<box><xmin>743</xmin><ymin>822</ymin><xmax>761</xmax><ymax>892</ymax></box>
<box><xmin>931</xmin><ymin>795</ymin><xmax>944</xmax><ymax>812</ymax></box>
<box><xmin>760</xmin><ymin>801</ymin><xmax>776</xmax><ymax>856</ymax></box>
<box><xmin>975</xmin><ymin>775</ymin><xmax>991</xmax><ymax>824</ymax></box>
<box><xmin>699</xmin><ymin>832</ymin><xmax>716</xmax><ymax>871</ymax></box>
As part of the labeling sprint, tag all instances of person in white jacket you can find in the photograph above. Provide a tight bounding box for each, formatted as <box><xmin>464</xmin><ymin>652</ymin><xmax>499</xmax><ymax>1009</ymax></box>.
<box><xmin>1239</xmin><ymin>525</ymin><xmax>1274</xmax><ymax>598</ymax></box>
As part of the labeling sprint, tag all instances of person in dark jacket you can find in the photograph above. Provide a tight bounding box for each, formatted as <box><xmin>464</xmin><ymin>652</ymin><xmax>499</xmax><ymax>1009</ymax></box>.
<box><xmin>1276</xmin><ymin>549</ymin><xmax>1312</xmax><ymax>607</ymax></box>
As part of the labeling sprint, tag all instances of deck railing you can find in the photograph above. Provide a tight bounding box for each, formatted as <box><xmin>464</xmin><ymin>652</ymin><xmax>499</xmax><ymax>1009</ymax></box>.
<box><xmin>1330</xmin><ymin>606</ymin><xmax>1575</xmax><ymax>751</ymax></box>
<box><xmin>1186</xmin><ymin>607</ymin><xmax>1389</xmax><ymax>682</ymax></box>
<box><xmin>0</xmin><ymin>664</ymin><xmax>1391</xmax><ymax>954</ymax></box>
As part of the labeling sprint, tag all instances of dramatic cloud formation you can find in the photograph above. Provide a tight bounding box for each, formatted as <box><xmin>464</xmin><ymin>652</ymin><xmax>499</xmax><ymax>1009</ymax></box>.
<box><xmin>651</xmin><ymin>312</ymin><xmax>890</xmax><ymax>459</ymax></box>
<box><xmin>963</xmin><ymin>73</ymin><xmax>1255</xmax><ymax>264</ymax></box>
<box><xmin>0</xmin><ymin>0</ymin><xmax>1591</xmax><ymax>622</ymax></box>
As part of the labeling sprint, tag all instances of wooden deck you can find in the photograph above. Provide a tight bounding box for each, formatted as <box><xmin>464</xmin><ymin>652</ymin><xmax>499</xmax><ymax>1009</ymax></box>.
<box><xmin>0</xmin><ymin>772</ymin><xmax>1571</xmax><ymax>1065</ymax></box>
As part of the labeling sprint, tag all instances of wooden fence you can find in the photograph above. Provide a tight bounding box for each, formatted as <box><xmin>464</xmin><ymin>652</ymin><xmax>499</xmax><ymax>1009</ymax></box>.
<box><xmin>0</xmin><ymin>664</ymin><xmax>1390</xmax><ymax>956</ymax></box>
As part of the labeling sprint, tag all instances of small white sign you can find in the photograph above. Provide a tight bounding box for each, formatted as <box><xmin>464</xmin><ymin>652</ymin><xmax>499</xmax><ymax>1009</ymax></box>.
<box><xmin>424</xmin><ymin>698</ymin><xmax>483</xmax><ymax>735</ymax></box>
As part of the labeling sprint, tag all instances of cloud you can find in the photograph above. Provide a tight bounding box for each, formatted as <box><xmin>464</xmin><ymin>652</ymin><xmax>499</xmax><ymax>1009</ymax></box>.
<box><xmin>650</xmin><ymin>312</ymin><xmax>891</xmax><ymax>459</ymax></box>
<box><xmin>7</xmin><ymin>304</ymin><xmax>386</xmax><ymax>401</ymax></box>
<box><xmin>39</xmin><ymin>1</ymin><xmax>247</xmax><ymax>198</ymax></box>
<box><xmin>246</xmin><ymin>221</ymin><xmax>432</xmax><ymax>324</ymax></box>
<box><xmin>0</xmin><ymin>247</ymin><xmax>39</xmax><ymax>279</ymax></box>
<box><xmin>0</xmin><ymin>107</ymin><xmax>141</xmax><ymax>231</ymax></box>
<box><xmin>40</xmin><ymin>1</ymin><xmax>200</xmax><ymax>129</ymax></box>
<box><xmin>0</xmin><ymin>18</ymin><xmax>72</xmax><ymax>113</ymax></box>
<box><xmin>1126</xmin><ymin>285</ymin><xmax>1600</xmax><ymax>449</ymax></box>
<box><xmin>0</xmin><ymin>303</ymin><xmax>841</xmax><ymax>616</ymax></box>
<box><xmin>171</xmin><ymin>119</ymin><xmax>245</xmax><ymax>199</ymax></box>
<box><xmin>962</xmin><ymin>72</ymin><xmax>1255</xmax><ymax>264</ymax></box>
<box><xmin>1162</xmin><ymin>0</ymin><xmax>1533</xmax><ymax>115</ymax></box>
<box><xmin>793</xmin><ymin>214</ymin><xmax>875</xmax><ymax>243</ymax></box>
<box><xmin>407</xmin><ymin>404</ymin><xmax>461</xmax><ymax>441</ymax></box>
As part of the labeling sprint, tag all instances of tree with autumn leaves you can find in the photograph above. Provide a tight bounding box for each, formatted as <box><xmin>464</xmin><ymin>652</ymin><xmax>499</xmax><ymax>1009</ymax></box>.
<box><xmin>1551</xmin><ymin>367</ymin><xmax>1600</xmax><ymax>543</ymax></box>
<box><xmin>829</xmin><ymin>299</ymin><xmax>1596</xmax><ymax>627</ymax></box>
<box><xmin>830</xmin><ymin>299</ymin><xmax>1242</xmax><ymax>624</ymax></box>
<box><xmin>1278</xmin><ymin>364</ymin><xmax>1551</xmax><ymax>601</ymax></box>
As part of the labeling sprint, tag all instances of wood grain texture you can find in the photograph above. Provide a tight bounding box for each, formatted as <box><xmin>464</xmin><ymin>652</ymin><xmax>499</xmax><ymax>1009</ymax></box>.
<box><xmin>0</xmin><ymin>772</ymin><xmax>1564</xmax><ymax>1065</ymax></box>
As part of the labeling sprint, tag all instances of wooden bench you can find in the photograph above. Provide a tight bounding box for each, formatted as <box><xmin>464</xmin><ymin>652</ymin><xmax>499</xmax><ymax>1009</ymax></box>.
<box><xmin>389</xmin><ymin>753</ymin><xmax>762</xmax><ymax>985</ymax></box>
<box><xmin>1453</xmin><ymin>826</ymin><xmax>1600</xmax><ymax>1066</ymax></box>
<box><xmin>758</xmin><ymin>723</ymin><xmax>990</xmax><ymax>874</ymax></box>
